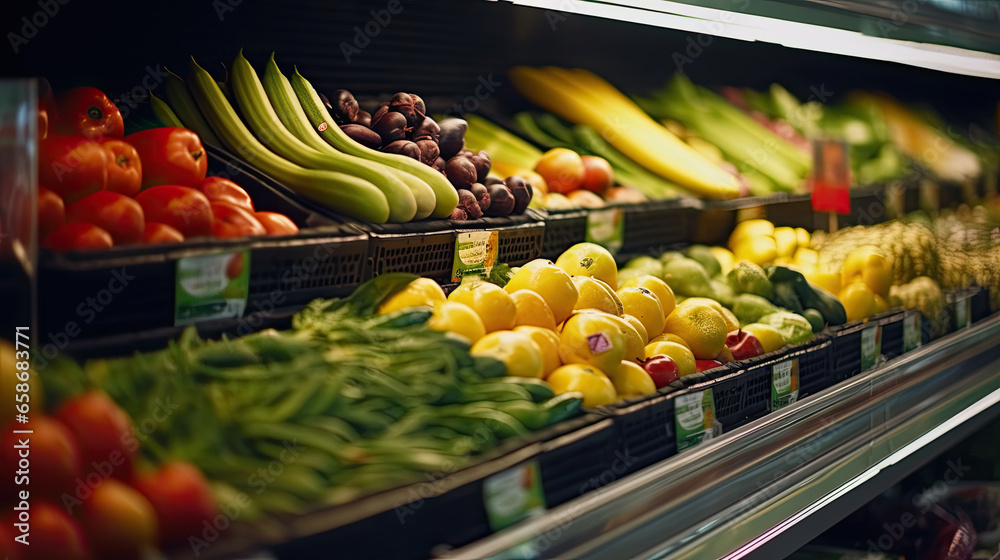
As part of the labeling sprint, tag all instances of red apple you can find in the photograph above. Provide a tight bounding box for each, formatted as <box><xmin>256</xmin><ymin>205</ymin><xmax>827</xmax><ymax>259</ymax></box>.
<box><xmin>696</xmin><ymin>359</ymin><xmax>723</xmax><ymax>372</ymax></box>
<box><xmin>580</xmin><ymin>155</ymin><xmax>614</xmax><ymax>194</ymax></box>
<box><xmin>641</xmin><ymin>355</ymin><xmax>679</xmax><ymax>388</ymax></box>
<box><xmin>725</xmin><ymin>329</ymin><xmax>765</xmax><ymax>360</ymax></box>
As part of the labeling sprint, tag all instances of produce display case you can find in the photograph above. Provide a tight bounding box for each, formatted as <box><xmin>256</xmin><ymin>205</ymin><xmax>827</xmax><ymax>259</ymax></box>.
<box><xmin>6</xmin><ymin>0</ymin><xmax>1000</xmax><ymax>558</ymax></box>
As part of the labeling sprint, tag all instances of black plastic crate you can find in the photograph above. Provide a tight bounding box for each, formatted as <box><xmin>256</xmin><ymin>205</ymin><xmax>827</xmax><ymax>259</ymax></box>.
<box><xmin>879</xmin><ymin>309</ymin><xmax>908</xmax><ymax>359</ymax></box>
<box><xmin>733</xmin><ymin>348</ymin><xmax>794</xmax><ymax>425</ymax></box>
<box><xmin>619</xmin><ymin>198</ymin><xmax>698</xmax><ymax>254</ymax></box>
<box><xmin>790</xmin><ymin>336</ymin><xmax>832</xmax><ymax>398</ymax></box>
<box><xmin>971</xmin><ymin>286</ymin><xmax>991</xmax><ymax>324</ymax></box>
<box><xmin>701</xmin><ymin>370</ymin><xmax>747</xmax><ymax>431</ymax></box>
<box><xmin>37</xmin><ymin>146</ymin><xmax>368</xmax><ymax>343</ymax></box>
<box><xmin>829</xmin><ymin>321</ymin><xmax>869</xmax><ymax>382</ymax></box>
<box><xmin>946</xmin><ymin>287</ymin><xmax>981</xmax><ymax>332</ymax></box>
<box><xmin>600</xmin><ymin>391</ymin><xmax>680</xmax><ymax>475</ymax></box>
<box><xmin>536</xmin><ymin>416</ymin><xmax>618</xmax><ymax>507</ymax></box>
<box><xmin>367</xmin><ymin>228</ymin><xmax>456</xmax><ymax>282</ymax></box>
<box><xmin>541</xmin><ymin>209</ymin><xmax>587</xmax><ymax>260</ymax></box>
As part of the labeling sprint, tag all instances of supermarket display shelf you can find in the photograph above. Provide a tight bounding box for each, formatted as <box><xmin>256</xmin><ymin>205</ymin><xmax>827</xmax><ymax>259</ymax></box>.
<box><xmin>439</xmin><ymin>314</ymin><xmax>1000</xmax><ymax>560</ymax></box>
<box><xmin>499</xmin><ymin>0</ymin><xmax>1000</xmax><ymax>79</ymax></box>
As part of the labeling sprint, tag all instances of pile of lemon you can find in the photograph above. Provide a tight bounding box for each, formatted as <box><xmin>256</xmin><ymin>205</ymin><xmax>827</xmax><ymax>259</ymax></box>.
<box><xmin>381</xmin><ymin>242</ymin><xmax>758</xmax><ymax>408</ymax></box>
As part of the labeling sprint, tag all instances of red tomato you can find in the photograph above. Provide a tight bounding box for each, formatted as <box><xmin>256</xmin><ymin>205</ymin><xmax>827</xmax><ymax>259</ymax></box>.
<box><xmin>43</xmin><ymin>223</ymin><xmax>113</xmax><ymax>252</ymax></box>
<box><xmin>143</xmin><ymin>222</ymin><xmax>184</xmax><ymax>246</ymax></box>
<box><xmin>0</xmin><ymin>416</ymin><xmax>81</xmax><ymax>501</ymax></box>
<box><xmin>255</xmin><ymin>212</ymin><xmax>299</xmax><ymax>236</ymax></box>
<box><xmin>135</xmin><ymin>185</ymin><xmax>213</xmax><ymax>239</ymax></box>
<box><xmin>226</xmin><ymin>253</ymin><xmax>244</xmax><ymax>279</ymax></box>
<box><xmin>200</xmin><ymin>176</ymin><xmax>253</xmax><ymax>211</ymax></box>
<box><xmin>66</xmin><ymin>191</ymin><xmax>144</xmax><ymax>246</ymax></box>
<box><xmin>53</xmin><ymin>86</ymin><xmax>124</xmax><ymax>140</ymax></box>
<box><xmin>0</xmin><ymin>524</ymin><xmax>24</xmax><ymax>560</ymax></box>
<box><xmin>8</xmin><ymin>501</ymin><xmax>90</xmax><ymax>560</ymax></box>
<box><xmin>580</xmin><ymin>155</ymin><xmax>614</xmax><ymax>194</ymax></box>
<box><xmin>54</xmin><ymin>391</ymin><xmax>136</xmax><ymax>482</ymax></box>
<box><xmin>211</xmin><ymin>202</ymin><xmax>266</xmax><ymax>239</ymax></box>
<box><xmin>131</xmin><ymin>461</ymin><xmax>217</xmax><ymax>548</ymax></box>
<box><xmin>37</xmin><ymin>187</ymin><xmax>65</xmax><ymax>239</ymax></box>
<box><xmin>99</xmin><ymin>139</ymin><xmax>142</xmax><ymax>197</ymax></box>
<box><xmin>80</xmin><ymin>479</ymin><xmax>157</xmax><ymax>558</ymax></box>
<box><xmin>126</xmin><ymin>127</ymin><xmax>207</xmax><ymax>189</ymax></box>
<box><xmin>38</xmin><ymin>136</ymin><xmax>108</xmax><ymax>204</ymax></box>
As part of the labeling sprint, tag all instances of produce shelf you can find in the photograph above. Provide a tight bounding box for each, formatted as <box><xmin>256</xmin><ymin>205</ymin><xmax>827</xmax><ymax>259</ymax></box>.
<box><xmin>438</xmin><ymin>313</ymin><xmax>1000</xmax><ymax>560</ymax></box>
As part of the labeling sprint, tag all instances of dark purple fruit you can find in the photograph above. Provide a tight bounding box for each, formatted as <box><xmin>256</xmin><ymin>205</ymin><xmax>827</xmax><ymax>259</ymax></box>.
<box><xmin>412</xmin><ymin>116</ymin><xmax>440</xmax><ymax>143</ymax></box>
<box><xmin>389</xmin><ymin>92</ymin><xmax>421</xmax><ymax>127</ymax></box>
<box><xmin>382</xmin><ymin>140</ymin><xmax>421</xmax><ymax>160</ymax></box>
<box><xmin>470</xmin><ymin>183</ymin><xmax>490</xmax><ymax>213</ymax></box>
<box><xmin>483</xmin><ymin>176</ymin><xmax>504</xmax><ymax>186</ymax></box>
<box><xmin>330</xmin><ymin>89</ymin><xmax>359</xmax><ymax>124</ymax></box>
<box><xmin>445</xmin><ymin>156</ymin><xmax>477</xmax><ymax>190</ymax></box>
<box><xmin>433</xmin><ymin>157</ymin><xmax>447</xmax><ymax>174</ymax></box>
<box><xmin>409</xmin><ymin>94</ymin><xmax>426</xmax><ymax>116</ymax></box>
<box><xmin>485</xmin><ymin>184</ymin><xmax>514</xmax><ymax>217</ymax></box>
<box><xmin>469</xmin><ymin>150</ymin><xmax>492</xmax><ymax>182</ymax></box>
<box><xmin>340</xmin><ymin>124</ymin><xmax>382</xmax><ymax>149</ymax></box>
<box><xmin>371</xmin><ymin>112</ymin><xmax>408</xmax><ymax>146</ymax></box>
<box><xmin>458</xmin><ymin>149</ymin><xmax>474</xmax><ymax>158</ymax></box>
<box><xmin>438</xmin><ymin>118</ymin><xmax>467</xmax><ymax>160</ymax></box>
<box><xmin>506</xmin><ymin>175</ymin><xmax>532</xmax><ymax>214</ymax></box>
<box><xmin>355</xmin><ymin>110</ymin><xmax>372</xmax><ymax>128</ymax></box>
<box><xmin>416</xmin><ymin>139</ymin><xmax>440</xmax><ymax>166</ymax></box>
<box><xmin>372</xmin><ymin>102</ymin><xmax>390</xmax><ymax>124</ymax></box>
<box><xmin>457</xmin><ymin>189</ymin><xmax>483</xmax><ymax>219</ymax></box>
<box><xmin>449</xmin><ymin>207</ymin><xmax>467</xmax><ymax>221</ymax></box>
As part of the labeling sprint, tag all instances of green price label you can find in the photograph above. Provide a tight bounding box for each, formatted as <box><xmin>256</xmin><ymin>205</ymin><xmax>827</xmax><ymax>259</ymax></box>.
<box><xmin>585</xmin><ymin>208</ymin><xmax>624</xmax><ymax>255</ymax></box>
<box><xmin>675</xmin><ymin>389</ymin><xmax>717</xmax><ymax>452</ymax></box>
<box><xmin>903</xmin><ymin>311</ymin><xmax>922</xmax><ymax>353</ymax></box>
<box><xmin>770</xmin><ymin>358</ymin><xmax>800</xmax><ymax>411</ymax></box>
<box><xmin>483</xmin><ymin>460</ymin><xmax>546</xmax><ymax>532</ymax></box>
<box><xmin>955</xmin><ymin>297</ymin><xmax>970</xmax><ymax>330</ymax></box>
<box><xmin>452</xmin><ymin>230</ymin><xmax>498</xmax><ymax>283</ymax></box>
<box><xmin>175</xmin><ymin>251</ymin><xmax>250</xmax><ymax>326</ymax></box>
<box><xmin>860</xmin><ymin>325</ymin><xmax>882</xmax><ymax>371</ymax></box>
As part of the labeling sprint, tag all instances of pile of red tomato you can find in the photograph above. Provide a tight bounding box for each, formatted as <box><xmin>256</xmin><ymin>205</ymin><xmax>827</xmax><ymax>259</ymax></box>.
<box><xmin>38</xmin><ymin>87</ymin><xmax>299</xmax><ymax>252</ymax></box>
<box><xmin>0</xmin><ymin>389</ymin><xmax>217</xmax><ymax>560</ymax></box>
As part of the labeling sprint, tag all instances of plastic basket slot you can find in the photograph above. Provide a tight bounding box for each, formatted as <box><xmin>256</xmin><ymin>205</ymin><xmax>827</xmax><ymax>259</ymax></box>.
<box><xmin>832</xmin><ymin>330</ymin><xmax>863</xmax><ymax>380</ymax></box>
<box><xmin>881</xmin><ymin>319</ymin><xmax>904</xmax><ymax>358</ymax></box>
<box><xmin>798</xmin><ymin>342</ymin><xmax>831</xmax><ymax>395</ymax></box>
<box><xmin>541</xmin><ymin>214</ymin><xmax>587</xmax><ymax>260</ymax></box>
<box><xmin>742</xmin><ymin>365</ymin><xmax>773</xmax><ymax>421</ymax></box>
<box><xmin>711</xmin><ymin>376</ymin><xmax>746</xmax><ymax>429</ymax></box>
<box><xmin>372</xmin><ymin>238</ymin><xmax>454</xmax><ymax>276</ymax></box>
<box><xmin>249</xmin><ymin>246</ymin><xmax>365</xmax><ymax>296</ymax></box>
<box><xmin>497</xmin><ymin>226</ymin><xmax>543</xmax><ymax>266</ymax></box>
<box><xmin>612</xmin><ymin>397</ymin><xmax>675</xmax><ymax>472</ymax></box>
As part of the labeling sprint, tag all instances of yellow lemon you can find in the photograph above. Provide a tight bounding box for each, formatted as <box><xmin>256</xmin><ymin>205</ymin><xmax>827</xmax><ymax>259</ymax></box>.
<box><xmin>471</xmin><ymin>330</ymin><xmax>544</xmax><ymax>379</ymax></box>
<box><xmin>873</xmin><ymin>294</ymin><xmax>889</xmax><ymax>314</ymax></box>
<box><xmin>513</xmin><ymin>326</ymin><xmax>562</xmax><ymax>377</ymax></box>
<box><xmin>546</xmin><ymin>364</ymin><xmax>617</xmax><ymax>408</ymax></box>
<box><xmin>678</xmin><ymin>297</ymin><xmax>739</xmax><ymax>333</ymax></box>
<box><xmin>558</xmin><ymin>311</ymin><xmax>627</xmax><ymax>374</ymax></box>
<box><xmin>616</xmin><ymin>287</ymin><xmax>666</xmax><ymax>339</ymax></box>
<box><xmin>555</xmin><ymin>242</ymin><xmax>618</xmax><ymax>290</ymax></box>
<box><xmin>619</xmin><ymin>274</ymin><xmax>676</xmax><ymax>319</ymax></box>
<box><xmin>572</xmin><ymin>310</ymin><xmax>643</xmax><ymax>362</ymax></box>
<box><xmin>796</xmin><ymin>228</ymin><xmax>811</xmax><ymax>248</ymax></box>
<box><xmin>774</xmin><ymin>227</ymin><xmax>798</xmax><ymax>258</ymax></box>
<box><xmin>572</xmin><ymin>276</ymin><xmax>624</xmax><ymax>316</ymax></box>
<box><xmin>742</xmin><ymin>323</ymin><xmax>787</xmax><ymax>353</ymax></box>
<box><xmin>622</xmin><ymin>314</ymin><xmax>649</xmax><ymax>344</ymax></box>
<box><xmin>609</xmin><ymin>361</ymin><xmax>657</xmax><ymax>400</ymax></box>
<box><xmin>662</xmin><ymin>304</ymin><xmax>728</xmax><ymax>360</ymax></box>
<box><xmin>448</xmin><ymin>280</ymin><xmax>517</xmax><ymax>333</ymax></box>
<box><xmin>804</xmin><ymin>270</ymin><xmax>842</xmax><ymax>295</ymax></box>
<box><xmin>709</xmin><ymin>246</ymin><xmax>736</xmax><ymax>276</ymax></box>
<box><xmin>427</xmin><ymin>301</ymin><xmax>486</xmax><ymax>343</ymax></box>
<box><xmin>728</xmin><ymin>219</ymin><xmax>775</xmax><ymax>250</ymax></box>
<box><xmin>642</xmin><ymin>340</ymin><xmax>696</xmax><ymax>377</ymax></box>
<box><xmin>378</xmin><ymin>277</ymin><xmax>445</xmax><ymax>315</ymax></box>
<box><xmin>732</xmin><ymin>236</ymin><xmax>778</xmax><ymax>267</ymax></box>
<box><xmin>839</xmin><ymin>281</ymin><xmax>876</xmax><ymax>322</ymax></box>
<box><xmin>509</xmin><ymin>289</ymin><xmax>557</xmax><ymax>330</ymax></box>
<box><xmin>649</xmin><ymin>332</ymin><xmax>690</xmax><ymax>348</ymax></box>
<box><xmin>504</xmin><ymin>259</ymin><xmax>578</xmax><ymax>323</ymax></box>
<box><xmin>843</xmin><ymin>246</ymin><xmax>892</xmax><ymax>298</ymax></box>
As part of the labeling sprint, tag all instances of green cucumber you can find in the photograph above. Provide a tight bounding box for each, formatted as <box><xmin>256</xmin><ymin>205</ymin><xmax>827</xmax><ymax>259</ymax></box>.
<box><xmin>164</xmin><ymin>68</ymin><xmax>222</xmax><ymax>147</ymax></box>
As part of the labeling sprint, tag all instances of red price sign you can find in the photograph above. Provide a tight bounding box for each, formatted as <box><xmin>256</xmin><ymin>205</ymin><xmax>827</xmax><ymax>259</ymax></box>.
<box><xmin>810</xmin><ymin>139</ymin><xmax>851</xmax><ymax>215</ymax></box>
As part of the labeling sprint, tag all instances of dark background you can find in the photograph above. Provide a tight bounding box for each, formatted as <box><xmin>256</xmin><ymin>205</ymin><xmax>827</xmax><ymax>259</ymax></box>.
<box><xmin>0</xmin><ymin>0</ymin><xmax>997</xmax><ymax>133</ymax></box>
